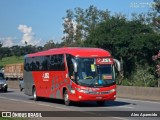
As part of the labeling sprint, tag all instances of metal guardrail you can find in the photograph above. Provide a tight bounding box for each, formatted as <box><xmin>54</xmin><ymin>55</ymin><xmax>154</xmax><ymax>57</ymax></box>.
<box><xmin>117</xmin><ymin>85</ymin><xmax>160</xmax><ymax>101</ymax></box>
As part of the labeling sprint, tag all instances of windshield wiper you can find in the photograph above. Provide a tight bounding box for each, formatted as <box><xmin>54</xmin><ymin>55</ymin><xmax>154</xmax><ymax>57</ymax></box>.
<box><xmin>93</xmin><ymin>85</ymin><xmax>104</xmax><ymax>88</ymax></box>
<box><xmin>88</xmin><ymin>77</ymin><xmax>99</xmax><ymax>87</ymax></box>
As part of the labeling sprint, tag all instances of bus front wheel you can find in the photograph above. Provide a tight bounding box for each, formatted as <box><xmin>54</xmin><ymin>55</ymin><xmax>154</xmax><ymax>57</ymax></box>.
<box><xmin>64</xmin><ymin>90</ymin><xmax>71</xmax><ymax>106</ymax></box>
<box><xmin>33</xmin><ymin>87</ymin><xmax>39</xmax><ymax>101</ymax></box>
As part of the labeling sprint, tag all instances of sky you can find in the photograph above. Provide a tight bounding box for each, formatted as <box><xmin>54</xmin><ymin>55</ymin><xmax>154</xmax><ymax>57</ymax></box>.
<box><xmin>0</xmin><ymin>0</ymin><xmax>154</xmax><ymax>47</ymax></box>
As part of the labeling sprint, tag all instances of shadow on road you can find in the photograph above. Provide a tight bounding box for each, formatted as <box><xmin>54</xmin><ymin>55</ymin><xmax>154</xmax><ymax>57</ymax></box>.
<box><xmin>72</xmin><ymin>100</ymin><xmax>132</xmax><ymax>107</ymax></box>
<box><xmin>29</xmin><ymin>98</ymin><xmax>65</xmax><ymax>105</ymax></box>
<box><xmin>28</xmin><ymin>97</ymin><xmax>132</xmax><ymax>107</ymax></box>
<box><xmin>0</xmin><ymin>90</ymin><xmax>14</xmax><ymax>93</ymax></box>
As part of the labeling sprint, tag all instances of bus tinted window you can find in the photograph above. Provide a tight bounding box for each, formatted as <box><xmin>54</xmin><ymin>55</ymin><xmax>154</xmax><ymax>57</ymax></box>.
<box><xmin>41</xmin><ymin>56</ymin><xmax>50</xmax><ymax>71</ymax></box>
<box><xmin>24</xmin><ymin>54</ymin><xmax>65</xmax><ymax>71</ymax></box>
<box><xmin>50</xmin><ymin>54</ymin><xmax>65</xmax><ymax>71</ymax></box>
<box><xmin>30</xmin><ymin>57</ymin><xmax>38</xmax><ymax>71</ymax></box>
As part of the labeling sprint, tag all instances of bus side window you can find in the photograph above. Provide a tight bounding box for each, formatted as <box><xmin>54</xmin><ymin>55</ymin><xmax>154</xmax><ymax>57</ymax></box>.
<box><xmin>42</xmin><ymin>56</ymin><xmax>50</xmax><ymax>71</ymax></box>
<box><xmin>50</xmin><ymin>54</ymin><xmax>65</xmax><ymax>71</ymax></box>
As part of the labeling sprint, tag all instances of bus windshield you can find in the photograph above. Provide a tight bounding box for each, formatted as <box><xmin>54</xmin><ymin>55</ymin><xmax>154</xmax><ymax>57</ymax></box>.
<box><xmin>76</xmin><ymin>58</ymin><xmax>115</xmax><ymax>87</ymax></box>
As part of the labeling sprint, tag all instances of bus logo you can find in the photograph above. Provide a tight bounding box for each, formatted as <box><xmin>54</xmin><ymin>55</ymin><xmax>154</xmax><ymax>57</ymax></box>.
<box><xmin>42</xmin><ymin>73</ymin><xmax>50</xmax><ymax>81</ymax></box>
<box><xmin>96</xmin><ymin>58</ymin><xmax>113</xmax><ymax>64</ymax></box>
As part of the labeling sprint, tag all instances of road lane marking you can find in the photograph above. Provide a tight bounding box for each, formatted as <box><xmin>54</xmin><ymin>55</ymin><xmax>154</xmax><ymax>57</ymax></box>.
<box><xmin>0</xmin><ymin>96</ymin><xmax>71</xmax><ymax>110</ymax></box>
<box><xmin>37</xmin><ymin>103</ymin><xmax>71</xmax><ymax>110</ymax></box>
<box><xmin>112</xmin><ymin>117</ymin><xmax>129</xmax><ymax>120</ymax></box>
<box><xmin>8</xmin><ymin>98</ymin><xmax>19</xmax><ymax>102</ymax></box>
<box><xmin>118</xmin><ymin>98</ymin><xmax>160</xmax><ymax>105</ymax></box>
<box><xmin>116</xmin><ymin>106</ymin><xmax>134</xmax><ymax>109</ymax></box>
<box><xmin>99</xmin><ymin>105</ymin><xmax>134</xmax><ymax>110</ymax></box>
<box><xmin>2</xmin><ymin>97</ymin><xmax>35</xmax><ymax>104</ymax></box>
<box><xmin>55</xmin><ymin>106</ymin><xmax>71</xmax><ymax>110</ymax></box>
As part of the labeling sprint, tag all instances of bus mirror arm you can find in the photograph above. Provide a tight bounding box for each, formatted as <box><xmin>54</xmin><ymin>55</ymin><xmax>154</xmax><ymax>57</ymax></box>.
<box><xmin>113</xmin><ymin>59</ymin><xmax>121</xmax><ymax>72</ymax></box>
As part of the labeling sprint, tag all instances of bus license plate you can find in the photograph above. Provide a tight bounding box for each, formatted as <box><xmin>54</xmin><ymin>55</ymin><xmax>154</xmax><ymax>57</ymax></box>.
<box><xmin>96</xmin><ymin>97</ymin><xmax>102</xmax><ymax>99</ymax></box>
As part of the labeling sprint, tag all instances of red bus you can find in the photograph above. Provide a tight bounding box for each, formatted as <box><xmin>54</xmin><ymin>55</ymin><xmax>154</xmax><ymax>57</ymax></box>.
<box><xmin>24</xmin><ymin>47</ymin><xmax>121</xmax><ymax>106</ymax></box>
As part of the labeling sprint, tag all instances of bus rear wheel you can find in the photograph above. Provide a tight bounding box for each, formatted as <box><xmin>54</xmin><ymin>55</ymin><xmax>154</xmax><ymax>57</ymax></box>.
<box><xmin>4</xmin><ymin>87</ymin><xmax>7</xmax><ymax>92</ymax></box>
<box><xmin>96</xmin><ymin>101</ymin><xmax>105</xmax><ymax>106</ymax></box>
<box><xmin>64</xmin><ymin>90</ymin><xmax>71</xmax><ymax>106</ymax></box>
<box><xmin>33</xmin><ymin>87</ymin><xmax>39</xmax><ymax>101</ymax></box>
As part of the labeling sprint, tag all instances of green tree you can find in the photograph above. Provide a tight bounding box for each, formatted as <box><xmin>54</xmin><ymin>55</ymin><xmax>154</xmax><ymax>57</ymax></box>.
<box><xmin>62</xmin><ymin>9</ymin><xmax>75</xmax><ymax>46</ymax></box>
<box><xmin>0</xmin><ymin>41</ymin><xmax>2</xmax><ymax>48</ymax></box>
<box><xmin>0</xmin><ymin>42</ymin><xmax>3</xmax><ymax>60</ymax></box>
<box><xmin>43</xmin><ymin>40</ymin><xmax>55</xmax><ymax>50</ymax></box>
<box><xmin>85</xmin><ymin>15</ymin><xmax>160</xmax><ymax>77</ymax></box>
<box><xmin>62</xmin><ymin>5</ymin><xmax>110</xmax><ymax>46</ymax></box>
<box><xmin>153</xmin><ymin>0</ymin><xmax>160</xmax><ymax>13</ymax></box>
<box><xmin>152</xmin><ymin>0</ymin><xmax>160</xmax><ymax>31</ymax></box>
<box><xmin>152</xmin><ymin>51</ymin><xmax>160</xmax><ymax>87</ymax></box>
<box><xmin>74</xmin><ymin>7</ymin><xmax>85</xmax><ymax>46</ymax></box>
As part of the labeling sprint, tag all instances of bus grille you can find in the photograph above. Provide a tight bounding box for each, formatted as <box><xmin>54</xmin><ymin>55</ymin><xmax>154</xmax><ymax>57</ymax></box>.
<box><xmin>88</xmin><ymin>91</ymin><xmax>111</xmax><ymax>95</ymax></box>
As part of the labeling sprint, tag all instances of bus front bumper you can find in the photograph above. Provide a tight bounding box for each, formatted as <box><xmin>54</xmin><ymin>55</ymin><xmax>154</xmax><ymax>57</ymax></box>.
<box><xmin>69</xmin><ymin>90</ymin><xmax>116</xmax><ymax>102</ymax></box>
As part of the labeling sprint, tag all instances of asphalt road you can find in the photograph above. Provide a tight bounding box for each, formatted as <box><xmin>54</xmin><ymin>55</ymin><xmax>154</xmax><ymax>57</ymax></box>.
<box><xmin>0</xmin><ymin>89</ymin><xmax>160</xmax><ymax>120</ymax></box>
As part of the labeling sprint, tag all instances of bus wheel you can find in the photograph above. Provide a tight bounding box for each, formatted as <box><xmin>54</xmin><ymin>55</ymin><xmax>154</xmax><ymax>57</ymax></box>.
<box><xmin>33</xmin><ymin>87</ymin><xmax>38</xmax><ymax>101</ymax></box>
<box><xmin>96</xmin><ymin>101</ymin><xmax>105</xmax><ymax>106</ymax></box>
<box><xmin>20</xmin><ymin>85</ymin><xmax>23</xmax><ymax>92</ymax></box>
<box><xmin>64</xmin><ymin>90</ymin><xmax>71</xmax><ymax>106</ymax></box>
<box><xmin>4</xmin><ymin>87</ymin><xmax>7</xmax><ymax>92</ymax></box>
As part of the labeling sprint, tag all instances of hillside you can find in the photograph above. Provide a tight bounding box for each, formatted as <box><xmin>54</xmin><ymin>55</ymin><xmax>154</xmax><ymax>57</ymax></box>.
<box><xmin>0</xmin><ymin>56</ymin><xmax>24</xmax><ymax>67</ymax></box>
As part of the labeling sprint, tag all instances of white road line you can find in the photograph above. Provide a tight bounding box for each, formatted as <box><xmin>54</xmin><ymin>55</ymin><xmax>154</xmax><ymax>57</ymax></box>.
<box><xmin>55</xmin><ymin>106</ymin><xmax>71</xmax><ymax>110</ymax></box>
<box><xmin>100</xmin><ymin>105</ymin><xmax>134</xmax><ymax>110</ymax></box>
<box><xmin>7</xmin><ymin>98</ymin><xmax>19</xmax><ymax>102</ymax></box>
<box><xmin>0</xmin><ymin>96</ymin><xmax>71</xmax><ymax>110</ymax></box>
<box><xmin>37</xmin><ymin>103</ymin><xmax>71</xmax><ymax>110</ymax></box>
<box><xmin>116</xmin><ymin>106</ymin><xmax>134</xmax><ymax>109</ymax></box>
<box><xmin>118</xmin><ymin>98</ymin><xmax>160</xmax><ymax>104</ymax></box>
<box><xmin>112</xmin><ymin>117</ymin><xmax>129</xmax><ymax>120</ymax></box>
<box><xmin>0</xmin><ymin>97</ymin><xmax>34</xmax><ymax>104</ymax></box>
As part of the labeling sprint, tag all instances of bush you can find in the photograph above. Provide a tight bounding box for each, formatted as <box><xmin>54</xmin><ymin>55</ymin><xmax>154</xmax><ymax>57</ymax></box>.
<box><xmin>120</xmin><ymin>64</ymin><xmax>157</xmax><ymax>87</ymax></box>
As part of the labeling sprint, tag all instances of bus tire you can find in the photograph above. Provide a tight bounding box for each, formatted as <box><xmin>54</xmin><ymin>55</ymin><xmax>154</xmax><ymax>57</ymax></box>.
<box><xmin>20</xmin><ymin>85</ymin><xmax>23</xmax><ymax>92</ymax></box>
<box><xmin>64</xmin><ymin>90</ymin><xmax>71</xmax><ymax>106</ymax></box>
<box><xmin>4</xmin><ymin>87</ymin><xmax>7</xmax><ymax>92</ymax></box>
<box><xmin>96</xmin><ymin>101</ymin><xmax>105</xmax><ymax>106</ymax></box>
<box><xmin>33</xmin><ymin>87</ymin><xmax>38</xmax><ymax>101</ymax></box>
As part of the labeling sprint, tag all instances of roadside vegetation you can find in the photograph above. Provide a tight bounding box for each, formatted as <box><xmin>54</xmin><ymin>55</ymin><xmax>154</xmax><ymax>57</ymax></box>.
<box><xmin>0</xmin><ymin>56</ymin><xmax>23</xmax><ymax>66</ymax></box>
<box><xmin>0</xmin><ymin>0</ymin><xmax>159</xmax><ymax>87</ymax></box>
<box><xmin>0</xmin><ymin>117</ymin><xmax>25</xmax><ymax>120</ymax></box>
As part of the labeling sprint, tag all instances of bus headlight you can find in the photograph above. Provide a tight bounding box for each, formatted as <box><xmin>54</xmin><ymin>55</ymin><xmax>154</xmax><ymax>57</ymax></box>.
<box><xmin>77</xmin><ymin>88</ymin><xmax>89</xmax><ymax>93</ymax></box>
<box><xmin>110</xmin><ymin>89</ymin><xmax>116</xmax><ymax>92</ymax></box>
<box><xmin>70</xmin><ymin>90</ymin><xmax>75</xmax><ymax>94</ymax></box>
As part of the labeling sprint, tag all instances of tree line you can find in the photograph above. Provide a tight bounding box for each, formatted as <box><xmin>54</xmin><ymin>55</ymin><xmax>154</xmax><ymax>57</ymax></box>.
<box><xmin>0</xmin><ymin>0</ymin><xmax>160</xmax><ymax>87</ymax></box>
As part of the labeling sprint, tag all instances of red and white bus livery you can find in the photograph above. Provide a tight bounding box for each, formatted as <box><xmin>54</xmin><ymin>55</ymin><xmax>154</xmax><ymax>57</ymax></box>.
<box><xmin>24</xmin><ymin>47</ymin><xmax>121</xmax><ymax>106</ymax></box>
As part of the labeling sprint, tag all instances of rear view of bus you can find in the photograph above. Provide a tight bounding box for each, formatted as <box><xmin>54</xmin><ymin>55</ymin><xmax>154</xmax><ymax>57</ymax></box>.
<box><xmin>23</xmin><ymin>47</ymin><xmax>121</xmax><ymax>106</ymax></box>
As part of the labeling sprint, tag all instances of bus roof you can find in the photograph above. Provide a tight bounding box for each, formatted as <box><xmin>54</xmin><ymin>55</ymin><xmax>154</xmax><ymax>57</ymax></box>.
<box><xmin>26</xmin><ymin>47</ymin><xmax>111</xmax><ymax>58</ymax></box>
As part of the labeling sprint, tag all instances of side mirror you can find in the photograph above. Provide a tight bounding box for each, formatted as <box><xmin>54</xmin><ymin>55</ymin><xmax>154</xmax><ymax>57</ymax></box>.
<box><xmin>71</xmin><ymin>58</ymin><xmax>77</xmax><ymax>73</ymax></box>
<box><xmin>113</xmin><ymin>59</ymin><xmax>121</xmax><ymax>72</ymax></box>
